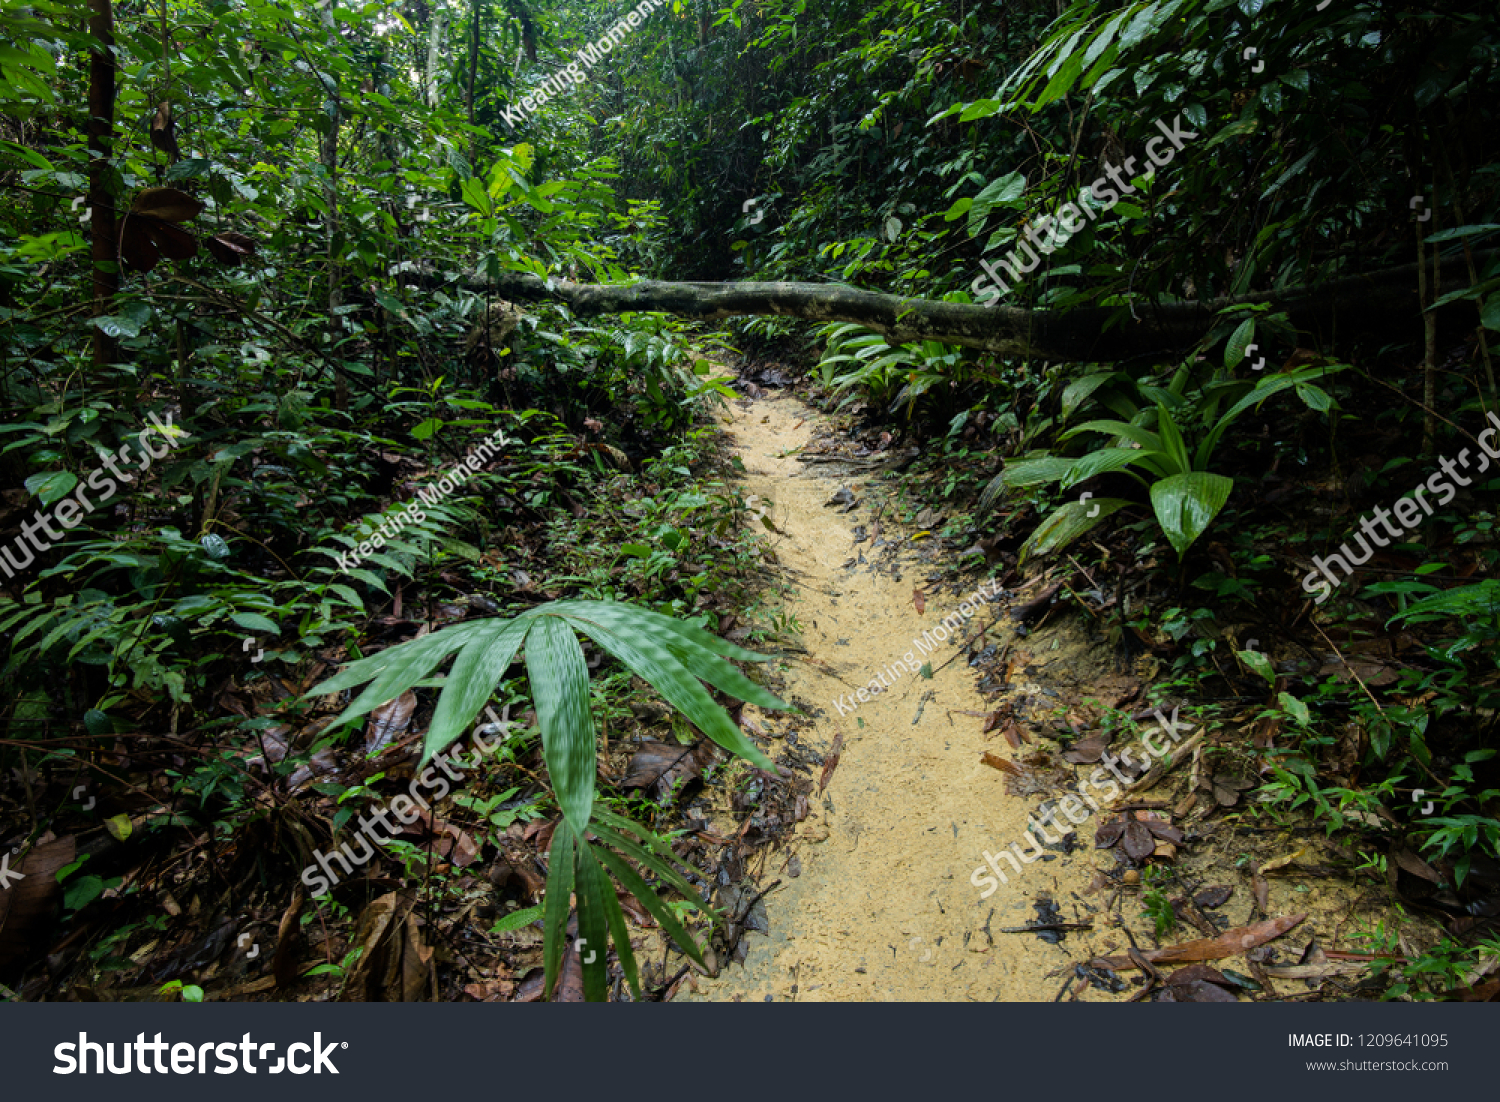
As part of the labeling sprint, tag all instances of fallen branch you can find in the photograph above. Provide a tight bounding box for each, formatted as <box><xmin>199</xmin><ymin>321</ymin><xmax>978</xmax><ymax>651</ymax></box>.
<box><xmin>429</xmin><ymin>248</ymin><xmax>1498</xmax><ymax>361</ymax></box>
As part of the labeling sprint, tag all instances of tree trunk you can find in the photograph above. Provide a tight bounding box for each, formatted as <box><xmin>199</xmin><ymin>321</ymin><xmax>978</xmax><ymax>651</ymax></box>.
<box><xmin>443</xmin><ymin>249</ymin><xmax>1496</xmax><ymax>364</ymax></box>
<box><xmin>426</xmin><ymin>6</ymin><xmax>446</xmax><ymax>107</ymax></box>
<box><xmin>318</xmin><ymin>0</ymin><xmax>347</xmax><ymax>410</ymax></box>
<box><xmin>87</xmin><ymin>0</ymin><xmax>117</xmax><ymax>369</ymax></box>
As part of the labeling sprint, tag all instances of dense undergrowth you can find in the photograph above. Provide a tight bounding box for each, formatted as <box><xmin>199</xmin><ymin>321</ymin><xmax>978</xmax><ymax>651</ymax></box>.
<box><xmin>3</xmin><ymin>0</ymin><xmax>1499</xmax><ymax>1001</ymax></box>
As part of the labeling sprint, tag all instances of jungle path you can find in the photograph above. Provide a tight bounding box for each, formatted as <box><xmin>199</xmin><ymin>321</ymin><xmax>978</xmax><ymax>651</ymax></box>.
<box><xmin>686</xmin><ymin>390</ymin><xmax>1114</xmax><ymax>1002</ymax></box>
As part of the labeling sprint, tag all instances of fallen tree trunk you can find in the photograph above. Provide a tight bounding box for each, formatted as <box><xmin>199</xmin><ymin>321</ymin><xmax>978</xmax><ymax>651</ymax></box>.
<box><xmin>440</xmin><ymin>248</ymin><xmax>1495</xmax><ymax>362</ymax></box>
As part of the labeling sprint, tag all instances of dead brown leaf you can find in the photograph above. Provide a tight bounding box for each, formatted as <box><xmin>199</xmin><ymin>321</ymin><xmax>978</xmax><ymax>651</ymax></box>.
<box><xmin>131</xmin><ymin>186</ymin><xmax>203</xmax><ymax>222</ymax></box>
<box><xmin>1062</xmin><ymin>734</ymin><xmax>1109</xmax><ymax>764</ymax></box>
<box><xmin>365</xmin><ymin>689</ymin><xmax>418</xmax><ymax>755</ymax></box>
<box><xmin>1121</xmin><ymin>820</ymin><xmax>1155</xmax><ymax>860</ymax></box>
<box><xmin>1092</xmin><ymin>913</ymin><xmax>1306</xmax><ymax>971</ymax></box>
<box><xmin>981</xmin><ymin>751</ymin><xmax>1021</xmax><ymax>776</ymax></box>
<box><xmin>1194</xmin><ymin>885</ymin><xmax>1233</xmax><ymax>909</ymax></box>
<box><xmin>819</xmin><ymin>732</ymin><xmax>845</xmax><ymax>793</ymax></box>
<box><xmin>0</xmin><ymin>836</ymin><xmax>77</xmax><ymax>976</ymax></box>
<box><xmin>623</xmin><ymin>740</ymin><xmax>711</xmax><ymax>797</ymax></box>
<box><xmin>150</xmin><ymin>102</ymin><xmax>180</xmax><ymax>160</ymax></box>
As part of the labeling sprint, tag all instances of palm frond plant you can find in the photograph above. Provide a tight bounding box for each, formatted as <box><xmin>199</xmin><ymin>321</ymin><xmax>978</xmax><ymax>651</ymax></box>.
<box><xmin>979</xmin><ymin>364</ymin><xmax>1343</xmax><ymax>560</ymax></box>
<box><xmin>304</xmin><ymin>599</ymin><xmax>790</xmax><ymax>1001</ymax></box>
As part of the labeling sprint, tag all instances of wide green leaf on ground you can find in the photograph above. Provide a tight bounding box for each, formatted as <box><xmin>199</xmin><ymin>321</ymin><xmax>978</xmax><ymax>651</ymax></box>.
<box><xmin>1150</xmin><ymin>471</ymin><xmax>1235</xmax><ymax>557</ymax></box>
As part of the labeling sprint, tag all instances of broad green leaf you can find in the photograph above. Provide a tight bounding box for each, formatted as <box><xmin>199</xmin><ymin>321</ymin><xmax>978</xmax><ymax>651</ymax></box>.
<box><xmin>1239</xmin><ymin>648</ymin><xmax>1276</xmax><ymax>686</ymax></box>
<box><xmin>1150</xmin><ymin>472</ymin><xmax>1235</xmax><ymax>557</ymax></box>
<box><xmin>230</xmin><ymin>611</ymin><xmax>279</xmax><ymax>635</ymax></box>
<box><xmin>1154</xmin><ymin>404</ymin><xmax>1192</xmax><ymax>476</ymax></box>
<box><xmin>1000</xmin><ymin>455</ymin><xmax>1078</xmax><ymax>489</ymax></box>
<box><xmin>1019</xmin><ymin>497</ymin><xmax>1129</xmax><ymax>562</ymax></box>
<box><xmin>1061</xmin><ymin>372</ymin><xmax>1117</xmax><ymax>418</ymax></box>
<box><xmin>460</xmin><ymin>177</ymin><xmax>492</xmax><ymax>216</ymax></box>
<box><xmin>574</xmin><ymin>842</ymin><xmax>612</xmax><ymax>1003</ymax></box>
<box><xmin>588</xmin><ymin>818</ymin><xmax>718</xmax><ymax>922</ymax></box>
<box><xmin>422</xmin><ymin>618</ymin><xmax>529</xmax><ymax>764</ymax></box>
<box><xmin>550</xmin><ymin>600</ymin><xmax>784</xmax><ymax>706</ymax></box>
<box><xmin>1424</xmin><ymin>223</ymin><xmax>1500</xmax><ymax>244</ymax></box>
<box><xmin>1061</xmin><ymin>419</ymin><xmax>1163</xmax><ymax>452</ymax></box>
<box><xmin>1278</xmin><ymin>691</ymin><xmax>1311</xmax><ymax>728</ymax></box>
<box><xmin>308</xmin><ymin>620</ymin><xmax>493</xmax><ymax>704</ymax></box>
<box><xmin>589</xmin><ymin>847</ymin><xmax>640</xmax><ymax>999</ymax></box>
<box><xmin>573</xmin><ymin>839</ymin><xmax>615</xmax><ymax>1001</ymax></box>
<box><xmin>25</xmin><ymin>471</ymin><xmax>77</xmax><ymax>505</ymax></box>
<box><xmin>594</xmin><ymin>844</ymin><xmax>706</xmax><ymax>971</ymax></box>
<box><xmin>543</xmin><ymin>821</ymin><xmax>576</xmax><ymax>1000</ymax></box>
<box><xmin>490</xmin><ymin>904</ymin><xmax>543</xmax><ymax>933</ymax></box>
<box><xmin>1483</xmin><ymin>296</ymin><xmax>1500</xmax><ymax>332</ymax></box>
<box><xmin>1060</xmin><ymin>446</ymin><xmax>1146</xmax><ymax>489</ymax></box>
<box><xmin>567</xmin><ymin>618</ymin><xmax>775</xmax><ymax>773</ymax></box>
<box><xmin>524</xmin><ymin>615</ymin><xmax>596</xmax><ymax>835</ymax></box>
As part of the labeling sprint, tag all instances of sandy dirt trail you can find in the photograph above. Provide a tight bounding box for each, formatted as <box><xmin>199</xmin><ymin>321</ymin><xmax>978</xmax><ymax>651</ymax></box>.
<box><xmin>686</xmin><ymin>393</ymin><xmax>1110</xmax><ymax>1002</ymax></box>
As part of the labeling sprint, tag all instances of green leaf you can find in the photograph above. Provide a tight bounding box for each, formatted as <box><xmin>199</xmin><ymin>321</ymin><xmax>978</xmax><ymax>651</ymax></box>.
<box><xmin>490</xmin><ymin>905</ymin><xmax>544</xmax><ymax>933</ymax></box>
<box><xmin>460</xmin><ymin>177</ymin><xmax>492</xmax><ymax>216</ymax></box>
<box><xmin>91</xmin><ymin>314</ymin><xmax>145</xmax><ymax>339</ymax></box>
<box><xmin>1150</xmin><ymin>472</ymin><xmax>1235</xmax><ymax>557</ymax></box>
<box><xmin>422</xmin><ymin>618</ymin><xmax>529</xmax><ymax>764</ymax></box>
<box><xmin>1278</xmin><ymin>691</ymin><xmax>1311</xmax><ymax>728</ymax></box>
<box><xmin>588</xmin><ymin>815</ymin><xmax>717</xmax><ymax>921</ymax></box>
<box><xmin>1000</xmin><ymin>455</ymin><xmax>1078</xmax><ymax>489</ymax></box>
<box><xmin>1061</xmin><ymin>372</ymin><xmax>1117</xmax><ymax>418</ymax></box>
<box><xmin>1061</xmin><ymin>419</ymin><xmax>1163</xmax><ymax>452</ymax></box>
<box><xmin>524</xmin><ymin>615</ymin><xmax>596</xmax><ymax>835</ymax></box>
<box><xmin>1060</xmin><ymin>447</ymin><xmax>1146</xmax><ymax>489</ymax></box>
<box><xmin>549</xmin><ymin>601</ymin><xmax>783</xmax><ymax>704</ymax></box>
<box><xmin>574</xmin><ymin>842</ymin><xmax>614</xmax><ymax>1003</ymax></box>
<box><xmin>199</xmin><ymin>534</ymin><xmax>231</xmax><ymax>560</ymax></box>
<box><xmin>593</xmin><ymin>843</ymin><xmax>707</xmax><ymax>972</ymax></box>
<box><xmin>308</xmin><ymin>620</ymin><xmax>492</xmax><ymax>715</ymax></box>
<box><xmin>587</xmin><ymin>847</ymin><xmax>640</xmax><ymax>999</ymax></box>
<box><xmin>230</xmin><ymin>611</ymin><xmax>279</xmax><ymax>635</ymax></box>
<box><xmin>1225</xmin><ymin>317</ymin><xmax>1256</xmax><ymax>370</ymax></box>
<box><xmin>1239</xmin><ymin>648</ymin><xmax>1276</xmax><ymax>686</ymax></box>
<box><xmin>1019</xmin><ymin>498</ymin><xmax>1129</xmax><ymax>562</ymax></box>
<box><xmin>1424</xmin><ymin>223</ymin><xmax>1500</xmax><ymax>244</ymax></box>
<box><xmin>967</xmin><ymin>171</ymin><xmax>1027</xmax><ymax>240</ymax></box>
<box><xmin>1153</xmin><ymin>404</ymin><xmax>1192</xmax><ymax>476</ymax></box>
<box><xmin>25</xmin><ymin>471</ymin><xmax>77</xmax><ymax>506</ymax></box>
<box><xmin>1483</xmin><ymin>296</ymin><xmax>1500</xmax><ymax>332</ymax></box>
<box><xmin>543</xmin><ymin>820</ymin><xmax>576</xmax><ymax>1000</ymax></box>
<box><xmin>562</xmin><ymin>615</ymin><xmax>776</xmax><ymax>773</ymax></box>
